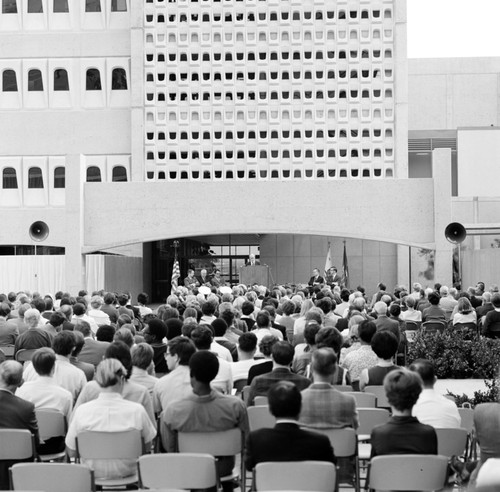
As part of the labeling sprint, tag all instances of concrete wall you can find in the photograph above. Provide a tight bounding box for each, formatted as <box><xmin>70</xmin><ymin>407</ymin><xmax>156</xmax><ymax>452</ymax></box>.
<box><xmin>408</xmin><ymin>57</ymin><xmax>500</xmax><ymax>131</ymax></box>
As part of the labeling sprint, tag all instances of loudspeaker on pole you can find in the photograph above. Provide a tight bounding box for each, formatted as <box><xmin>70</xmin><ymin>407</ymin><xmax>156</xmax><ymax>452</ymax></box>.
<box><xmin>444</xmin><ymin>222</ymin><xmax>466</xmax><ymax>244</ymax></box>
<box><xmin>29</xmin><ymin>221</ymin><xmax>49</xmax><ymax>242</ymax></box>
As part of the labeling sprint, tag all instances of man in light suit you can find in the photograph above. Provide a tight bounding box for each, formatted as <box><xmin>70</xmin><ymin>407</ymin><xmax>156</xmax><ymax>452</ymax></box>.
<box><xmin>0</xmin><ymin>361</ymin><xmax>40</xmax><ymax>489</ymax></box>
<box><xmin>245</xmin><ymin>380</ymin><xmax>336</xmax><ymax>471</ymax></box>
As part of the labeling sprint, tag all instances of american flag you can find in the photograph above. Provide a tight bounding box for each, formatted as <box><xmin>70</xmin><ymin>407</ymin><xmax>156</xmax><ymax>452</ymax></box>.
<box><xmin>171</xmin><ymin>259</ymin><xmax>180</xmax><ymax>290</ymax></box>
<box><xmin>342</xmin><ymin>242</ymin><xmax>349</xmax><ymax>288</ymax></box>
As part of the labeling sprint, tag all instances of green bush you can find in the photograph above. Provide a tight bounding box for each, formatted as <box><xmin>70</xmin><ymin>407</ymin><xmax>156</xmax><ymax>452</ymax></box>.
<box><xmin>407</xmin><ymin>327</ymin><xmax>500</xmax><ymax>379</ymax></box>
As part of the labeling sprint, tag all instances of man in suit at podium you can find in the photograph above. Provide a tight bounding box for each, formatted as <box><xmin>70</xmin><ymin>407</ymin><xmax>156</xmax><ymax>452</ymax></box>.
<box><xmin>245</xmin><ymin>254</ymin><xmax>260</xmax><ymax>266</ymax></box>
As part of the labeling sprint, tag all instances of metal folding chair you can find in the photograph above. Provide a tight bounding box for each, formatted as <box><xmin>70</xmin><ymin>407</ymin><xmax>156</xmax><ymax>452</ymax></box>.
<box><xmin>35</xmin><ymin>409</ymin><xmax>67</xmax><ymax>462</ymax></box>
<box><xmin>248</xmin><ymin>405</ymin><xmax>276</xmax><ymax>431</ymax></box>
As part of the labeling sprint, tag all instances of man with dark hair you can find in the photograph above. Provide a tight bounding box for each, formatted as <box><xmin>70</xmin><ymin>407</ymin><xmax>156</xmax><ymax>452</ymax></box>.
<box><xmin>161</xmin><ymin>351</ymin><xmax>248</xmax><ymax>492</ymax></box>
<box><xmin>0</xmin><ymin>361</ymin><xmax>40</xmax><ymax>489</ymax></box>
<box><xmin>253</xmin><ymin>311</ymin><xmax>283</xmax><ymax>355</ymax></box>
<box><xmin>153</xmin><ymin>336</ymin><xmax>196</xmax><ymax>414</ymax></box>
<box><xmin>422</xmin><ymin>292</ymin><xmax>446</xmax><ymax>323</ymax></box>
<box><xmin>359</xmin><ymin>330</ymin><xmax>399</xmax><ymax>390</ymax></box>
<box><xmin>409</xmin><ymin>359</ymin><xmax>461</xmax><ymax>428</ymax></box>
<box><xmin>240</xmin><ymin>301</ymin><xmax>256</xmax><ymax>332</ymax></box>
<box><xmin>143</xmin><ymin>318</ymin><xmax>169</xmax><ymax>375</ymax></box>
<box><xmin>76</xmin><ymin>322</ymin><xmax>111</xmax><ymax>367</ymax></box>
<box><xmin>70</xmin><ymin>330</ymin><xmax>95</xmax><ymax>381</ymax></box>
<box><xmin>59</xmin><ymin>304</ymin><xmax>75</xmax><ymax>331</ymax></box>
<box><xmin>245</xmin><ymin>380</ymin><xmax>335</xmax><ymax>470</ymax></box>
<box><xmin>23</xmin><ymin>331</ymin><xmax>87</xmax><ymax>401</ymax></box>
<box><xmin>72</xmin><ymin>302</ymin><xmax>99</xmax><ymax>334</ymax></box>
<box><xmin>190</xmin><ymin>325</ymin><xmax>233</xmax><ymax>394</ymax></box>
<box><xmin>42</xmin><ymin>311</ymin><xmax>65</xmax><ymax>339</ymax></box>
<box><xmin>230</xmin><ymin>332</ymin><xmax>262</xmax><ymax>383</ymax></box>
<box><xmin>200</xmin><ymin>301</ymin><xmax>217</xmax><ymax>325</ymax></box>
<box><xmin>247</xmin><ymin>341</ymin><xmax>311</xmax><ymax>405</ymax></box>
<box><xmin>0</xmin><ymin>301</ymin><xmax>18</xmax><ymax>346</ymax></box>
<box><xmin>300</xmin><ymin>348</ymin><xmax>358</xmax><ymax>428</ymax></box>
<box><xmin>341</xmin><ymin>320</ymin><xmax>378</xmax><ymax>391</ymax></box>
<box><xmin>101</xmin><ymin>292</ymin><xmax>118</xmax><ymax>324</ymax></box>
<box><xmin>247</xmin><ymin>335</ymin><xmax>279</xmax><ymax>384</ymax></box>
<box><xmin>292</xmin><ymin>321</ymin><xmax>321</xmax><ymax>376</ymax></box>
<box><xmin>212</xmin><ymin>318</ymin><xmax>238</xmax><ymax>362</ymax></box>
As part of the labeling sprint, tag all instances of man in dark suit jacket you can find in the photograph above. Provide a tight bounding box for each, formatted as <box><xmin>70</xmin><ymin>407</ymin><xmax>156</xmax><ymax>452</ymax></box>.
<box><xmin>245</xmin><ymin>380</ymin><xmax>335</xmax><ymax>471</ymax></box>
<box><xmin>308</xmin><ymin>268</ymin><xmax>325</xmax><ymax>287</ymax></box>
<box><xmin>245</xmin><ymin>254</ymin><xmax>261</xmax><ymax>266</ymax></box>
<box><xmin>0</xmin><ymin>360</ymin><xmax>40</xmax><ymax>489</ymax></box>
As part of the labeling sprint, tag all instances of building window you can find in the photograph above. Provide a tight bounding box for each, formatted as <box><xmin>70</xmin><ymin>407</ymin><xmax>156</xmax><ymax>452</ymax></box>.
<box><xmin>2</xmin><ymin>0</ymin><xmax>17</xmax><ymax>13</ymax></box>
<box><xmin>86</xmin><ymin>69</ymin><xmax>102</xmax><ymax>90</ymax></box>
<box><xmin>2</xmin><ymin>70</ymin><xmax>17</xmax><ymax>92</ymax></box>
<box><xmin>2</xmin><ymin>167</ymin><xmax>18</xmax><ymax>189</ymax></box>
<box><xmin>53</xmin><ymin>0</ymin><xmax>69</xmax><ymax>12</ymax></box>
<box><xmin>53</xmin><ymin>167</ymin><xmax>65</xmax><ymax>188</ymax></box>
<box><xmin>86</xmin><ymin>166</ymin><xmax>101</xmax><ymax>182</ymax></box>
<box><xmin>28</xmin><ymin>167</ymin><xmax>44</xmax><ymax>189</ymax></box>
<box><xmin>111</xmin><ymin>0</ymin><xmax>126</xmax><ymax>12</ymax></box>
<box><xmin>54</xmin><ymin>69</ymin><xmax>69</xmax><ymax>91</ymax></box>
<box><xmin>111</xmin><ymin>68</ymin><xmax>127</xmax><ymax>90</ymax></box>
<box><xmin>112</xmin><ymin>166</ymin><xmax>127</xmax><ymax>182</ymax></box>
<box><xmin>28</xmin><ymin>69</ymin><xmax>43</xmax><ymax>91</ymax></box>
<box><xmin>28</xmin><ymin>0</ymin><xmax>42</xmax><ymax>12</ymax></box>
<box><xmin>85</xmin><ymin>0</ymin><xmax>100</xmax><ymax>12</ymax></box>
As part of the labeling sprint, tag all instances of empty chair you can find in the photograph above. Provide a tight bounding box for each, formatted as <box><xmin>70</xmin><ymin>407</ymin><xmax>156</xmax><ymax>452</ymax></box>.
<box><xmin>75</xmin><ymin>430</ymin><xmax>145</xmax><ymax>488</ymax></box>
<box><xmin>363</xmin><ymin>386</ymin><xmax>390</xmax><ymax>409</ymax></box>
<box><xmin>248</xmin><ymin>405</ymin><xmax>276</xmax><ymax>431</ymax></box>
<box><xmin>344</xmin><ymin>392</ymin><xmax>376</xmax><ymax>408</ymax></box>
<box><xmin>138</xmin><ymin>453</ymin><xmax>217</xmax><ymax>490</ymax></box>
<box><xmin>254</xmin><ymin>461</ymin><xmax>337</xmax><ymax>492</ymax></box>
<box><xmin>35</xmin><ymin>410</ymin><xmax>67</xmax><ymax>462</ymax></box>
<box><xmin>368</xmin><ymin>454</ymin><xmax>449</xmax><ymax>491</ymax></box>
<box><xmin>0</xmin><ymin>345</ymin><xmax>15</xmax><ymax>358</ymax></box>
<box><xmin>10</xmin><ymin>463</ymin><xmax>95</xmax><ymax>492</ymax></box>
<box><xmin>0</xmin><ymin>429</ymin><xmax>37</xmax><ymax>461</ymax></box>
<box><xmin>435</xmin><ymin>427</ymin><xmax>468</xmax><ymax>458</ymax></box>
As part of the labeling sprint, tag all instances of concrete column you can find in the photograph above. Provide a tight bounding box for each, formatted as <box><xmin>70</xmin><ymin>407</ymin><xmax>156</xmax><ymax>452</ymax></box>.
<box><xmin>397</xmin><ymin>244</ymin><xmax>411</xmax><ymax>289</ymax></box>
<box><xmin>432</xmin><ymin>148</ymin><xmax>454</xmax><ymax>285</ymax></box>
<box><xmin>65</xmin><ymin>154</ymin><xmax>86</xmax><ymax>294</ymax></box>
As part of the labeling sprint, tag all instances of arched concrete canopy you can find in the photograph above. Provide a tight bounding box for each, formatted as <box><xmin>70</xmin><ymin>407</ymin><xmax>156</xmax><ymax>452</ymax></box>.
<box><xmin>83</xmin><ymin>179</ymin><xmax>437</xmax><ymax>253</ymax></box>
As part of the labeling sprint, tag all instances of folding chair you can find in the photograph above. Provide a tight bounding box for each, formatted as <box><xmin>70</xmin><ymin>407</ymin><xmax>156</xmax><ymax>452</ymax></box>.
<box><xmin>344</xmin><ymin>392</ymin><xmax>376</xmax><ymax>408</ymax></box>
<box><xmin>0</xmin><ymin>429</ymin><xmax>37</xmax><ymax>462</ymax></box>
<box><xmin>254</xmin><ymin>396</ymin><xmax>268</xmax><ymax>406</ymax></box>
<box><xmin>248</xmin><ymin>405</ymin><xmax>276</xmax><ymax>431</ymax></box>
<box><xmin>404</xmin><ymin>321</ymin><xmax>421</xmax><ymax>331</ymax></box>
<box><xmin>138</xmin><ymin>453</ymin><xmax>217</xmax><ymax>490</ymax></box>
<box><xmin>14</xmin><ymin>349</ymin><xmax>38</xmax><ymax>364</ymax></box>
<box><xmin>177</xmin><ymin>428</ymin><xmax>246</xmax><ymax>489</ymax></box>
<box><xmin>75</xmin><ymin>430</ymin><xmax>145</xmax><ymax>488</ymax></box>
<box><xmin>356</xmin><ymin>408</ymin><xmax>390</xmax><ymax>442</ymax></box>
<box><xmin>435</xmin><ymin>427</ymin><xmax>468</xmax><ymax>458</ymax></box>
<box><xmin>241</xmin><ymin>385</ymin><xmax>251</xmax><ymax>405</ymax></box>
<box><xmin>233</xmin><ymin>378</ymin><xmax>248</xmax><ymax>396</ymax></box>
<box><xmin>35</xmin><ymin>409</ymin><xmax>67</xmax><ymax>462</ymax></box>
<box><xmin>363</xmin><ymin>386</ymin><xmax>390</xmax><ymax>409</ymax></box>
<box><xmin>311</xmin><ymin>428</ymin><xmax>360</xmax><ymax>492</ymax></box>
<box><xmin>458</xmin><ymin>407</ymin><xmax>476</xmax><ymax>459</ymax></box>
<box><xmin>421</xmin><ymin>321</ymin><xmax>446</xmax><ymax>335</ymax></box>
<box><xmin>368</xmin><ymin>454</ymin><xmax>448</xmax><ymax>491</ymax></box>
<box><xmin>332</xmin><ymin>386</ymin><xmax>354</xmax><ymax>392</ymax></box>
<box><xmin>0</xmin><ymin>344</ymin><xmax>15</xmax><ymax>359</ymax></box>
<box><xmin>10</xmin><ymin>463</ymin><xmax>95</xmax><ymax>492</ymax></box>
<box><xmin>254</xmin><ymin>461</ymin><xmax>337</xmax><ymax>492</ymax></box>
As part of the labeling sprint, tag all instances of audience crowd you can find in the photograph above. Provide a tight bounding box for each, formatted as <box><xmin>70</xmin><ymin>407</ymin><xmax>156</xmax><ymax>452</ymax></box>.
<box><xmin>0</xmin><ymin>277</ymin><xmax>499</xmax><ymax>490</ymax></box>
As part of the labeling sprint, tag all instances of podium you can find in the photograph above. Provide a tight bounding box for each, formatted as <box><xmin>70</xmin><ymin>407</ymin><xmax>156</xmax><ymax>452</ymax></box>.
<box><xmin>239</xmin><ymin>265</ymin><xmax>269</xmax><ymax>287</ymax></box>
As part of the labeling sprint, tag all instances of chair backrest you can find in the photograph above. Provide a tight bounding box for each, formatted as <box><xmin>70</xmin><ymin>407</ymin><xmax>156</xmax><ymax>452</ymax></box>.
<box><xmin>368</xmin><ymin>454</ymin><xmax>449</xmax><ymax>491</ymax></box>
<box><xmin>404</xmin><ymin>321</ymin><xmax>421</xmax><ymax>331</ymax></box>
<box><xmin>75</xmin><ymin>430</ymin><xmax>144</xmax><ymax>461</ymax></box>
<box><xmin>363</xmin><ymin>386</ymin><xmax>390</xmax><ymax>409</ymax></box>
<box><xmin>177</xmin><ymin>428</ymin><xmax>243</xmax><ymax>456</ymax></box>
<box><xmin>0</xmin><ymin>344</ymin><xmax>15</xmax><ymax>358</ymax></box>
<box><xmin>15</xmin><ymin>349</ymin><xmax>38</xmax><ymax>363</ymax></box>
<box><xmin>454</xmin><ymin>322</ymin><xmax>477</xmax><ymax>331</ymax></box>
<box><xmin>344</xmin><ymin>391</ymin><xmax>376</xmax><ymax>408</ymax></box>
<box><xmin>435</xmin><ymin>427</ymin><xmax>468</xmax><ymax>457</ymax></box>
<box><xmin>254</xmin><ymin>396</ymin><xmax>268</xmax><ymax>406</ymax></box>
<box><xmin>254</xmin><ymin>461</ymin><xmax>336</xmax><ymax>492</ymax></box>
<box><xmin>233</xmin><ymin>379</ymin><xmax>248</xmax><ymax>394</ymax></box>
<box><xmin>248</xmin><ymin>405</ymin><xmax>276</xmax><ymax>431</ymax></box>
<box><xmin>309</xmin><ymin>428</ymin><xmax>357</xmax><ymax>458</ymax></box>
<box><xmin>458</xmin><ymin>407</ymin><xmax>474</xmax><ymax>433</ymax></box>
<box><xmin>10</xmin><ymin>463</ymin><xmax>95</xmax><ymax>492</ymax></box>
<box><xmin>0</xmin><ymin>429</ymin><xmax>35</xmax><ymax>460</ymax></box>
<box><xmin>138</xmin><ymin>453</ymin><xmax>217</xmax><ymax>490</ymax></box>
<box><xmin>241</xmin><ymin>385</ymin><xmax>251</xmax><ymax>404</ymax></box>
<box><xmin>332</xmin><ymin>385</ymin><xmax>354</xmax><ymax>392</ymax></box>
<box><xmin>422</xmin><ymin>321</ymin><xmax>446</xmax><ymax>334</ymax></box>
<box><xmin>356</xmin><ymin>408</ymin><xmax>390</xmax><ymax>436</ymax></box>
<box><xmin>35</xmin><ymin>409</ymin><xmax>67</xmax><ymax>441</ymax></box>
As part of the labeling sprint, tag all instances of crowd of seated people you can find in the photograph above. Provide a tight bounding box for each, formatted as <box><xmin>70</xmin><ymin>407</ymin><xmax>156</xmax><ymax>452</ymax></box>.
<box><xmin>0</xmin><ymin>279</ymin><xmax>499</xmax><ymax>490</ymax></box>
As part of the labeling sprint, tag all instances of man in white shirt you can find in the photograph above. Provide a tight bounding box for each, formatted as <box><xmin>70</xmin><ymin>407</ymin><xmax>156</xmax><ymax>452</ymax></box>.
<box><xmin>87</xmin><ymin>296</ymin><xmax>111</xmax><ymax>328</ymax></box>
<box><xmin>230</xmin><ymin>332</ymin><xmax>264</xmax><ymax>383</ymax></box>
<box><xmin>253</xmin><ymin>311</ymin><xmax>283</xmax><ymax>356</ymax></box>
<box><xmin>153</xmin><ymin>336</ymin><xmax>196</xmax><ymax>413</ymax></box>
<box><xmin>72</xmin><ymin>302</ymin><xmax>99</xmax><ymax>335</ymax></box>
<box><xmin>23</xmin><ymin>331</ymin><xmax>86</xmax><ymax>402</ymax></box>
<box><xmin>409</xmin><ymin>359</ymin><xmax>461</xmax><ymax>428</ymax></box>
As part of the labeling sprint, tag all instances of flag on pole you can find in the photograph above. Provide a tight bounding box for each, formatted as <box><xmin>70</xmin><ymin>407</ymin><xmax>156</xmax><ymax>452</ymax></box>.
<box><xmin>171</xmin><ymin>259</ymin><xmax>180</xmax><ymax>290</ymax></box>
<box><xmin>324</xmin><ymin>242</ymin><xmax>333</xmax><ymax>277</ymax></box>
<box><xmin>342</xmin><ymin>241</ymin><xmax>349</xmax><ymax>288</ymax></box>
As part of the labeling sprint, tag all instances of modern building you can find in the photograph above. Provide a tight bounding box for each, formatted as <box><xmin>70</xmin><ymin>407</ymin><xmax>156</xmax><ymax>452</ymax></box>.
<box><xmin>0</xmin><ymin>0</ymin><xmax>498</xmax><ymax>300</ymax></box>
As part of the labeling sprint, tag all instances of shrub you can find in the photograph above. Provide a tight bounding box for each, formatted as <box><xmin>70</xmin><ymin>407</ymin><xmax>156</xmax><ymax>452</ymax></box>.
<box><xmin>447</xmin><ymin>379</ymin><xmax>499</xmax><ymax>407</ymax></box>
<box><xmin>407</xmin><ymin>326</ymin><xmax>500</xmax><ymax>379</ymax></box>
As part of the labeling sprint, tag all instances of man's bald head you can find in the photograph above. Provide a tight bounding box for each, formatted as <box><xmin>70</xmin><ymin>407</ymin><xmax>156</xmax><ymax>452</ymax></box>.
<box><xmin>0</xmin><ymin>361</ymin><xmax>24</xmax><ymax>390</ymax></box>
